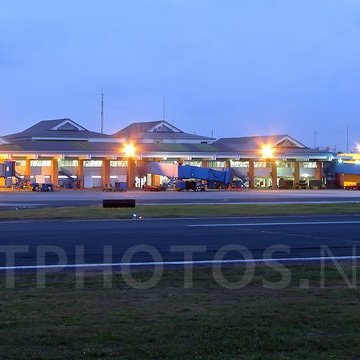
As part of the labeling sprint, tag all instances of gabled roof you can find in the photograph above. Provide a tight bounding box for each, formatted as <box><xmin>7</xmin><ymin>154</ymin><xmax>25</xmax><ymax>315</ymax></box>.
<box><xmin>114</xmin><ymin>120</ymin><xmax>214</xmax><ymax>141</ymax></box>
<box><xmin>50</xmin><ymin>119</ymin><xmax>86</xmax><ymax>131</ymax></box>
<box><xmin>0</xmin><ymin>140</ymin><xmax>219</xmax><ymax>154</ymax></box>
<box><xmin>214</xmin><ymin>135</ymin><xmax>307</xmax><ymax>151</ymax></box>
<box><xmin>4</xmin><ymin>118</ymin><xmax>112</xmax><ymax>141</ymax></box>
<box><xmin>0</xmin><ymin>137</ymin><xmax>8</xmax><ymax>145</ymax></box>
<box><xmin>0</xmin><ymin>138</ymin><xmax>333</xmax><ymax>160</ymax></box>
<box><xmin>0</xmin><ymin>140</ymin><xmax>219</xmax><ymax>155</ymax></box>
<box><xmin>114</xmin><ymin>120</ymin><xmax>182</xmax><ymax>137</ymax></box>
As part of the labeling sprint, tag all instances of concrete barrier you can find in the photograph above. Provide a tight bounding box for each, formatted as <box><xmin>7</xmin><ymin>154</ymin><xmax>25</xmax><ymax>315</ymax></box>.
<box><xmin>103</xmin><ymin>199</ymin><xmax>136</xmax><ymax>208</ymax></box>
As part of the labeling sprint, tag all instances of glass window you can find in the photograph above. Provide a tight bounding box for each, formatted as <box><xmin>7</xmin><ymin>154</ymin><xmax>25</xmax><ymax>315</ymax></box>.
<box><xmin>302</xmin><ymin>162</ymin><xmax>317</xmax><ymax>168</ymax></box>
<box><xmin>30</xmin><ymin>160</ymin><xmax>52</xmax><ymax>167</ymax></box>
<box><xmin>59</xmin><ymin>160</ymin><xmax>79</xmax><ymax>167</ymax></box>
<box><xmin>254</xmin><ymin>161</ymin><xmax>269</xmax><ymax>168</ymax></box>
<box><xmin>230</xmin><ymin>161</ymin><xmax>249</xmax><ymax>168</ymax></box>
<box><xmin>208</xmin><ymin>161</ymin><xmax>226</xmax><ymax>168</ymax></box>
<box><xmin>183</xmin><ymin>161</ymin><xmax>202</xmax><ymax>167</ymax></box>
<box><xmin>276</xmin><ymin>161</ymin><xmax>294</xmax><ymax>168</ymax></box>
<box><xmin>110</xmin><ymin>160</ymin><xmax>128</xmax><ymax>167</ymax></box>
<box><xmin>84</xmin><ymin>160</ymin><xmax>103</xmax><ymax>167</ymax></box>
<box><xmin>159</xmin><ymin>160</ymin><xmax>176</xmax><ymax>164</ymax></box>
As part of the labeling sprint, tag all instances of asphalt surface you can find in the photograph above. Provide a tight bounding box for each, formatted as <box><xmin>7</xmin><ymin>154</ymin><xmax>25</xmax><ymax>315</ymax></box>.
<box><xmin>0</xmin><ymin>189</ymin><xmax>360</xmax><ymax>209</ymax></box>
<box><xmin>0</xmin><ymin>215</ymin><xmax>360</xmax><ymax>269</ymax></box>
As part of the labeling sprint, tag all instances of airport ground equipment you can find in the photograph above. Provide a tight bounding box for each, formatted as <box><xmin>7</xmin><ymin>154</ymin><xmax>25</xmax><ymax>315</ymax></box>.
<box><xmin>0</xmin><ymin>160</ymin><xmax>16</xmax><ymax>178</ymax></box>
<box><xmin>178</xmin><ymin>165</ymin><xmax>234</xmax><ymax>185</ymax></box>
<box><xmin>140</xmin><ymin>162</ymin><xmax>246</xmax><ymax>187</ymax></box>
<box><xmin>0</xmin><ymin>161</ymin><xmax>28</xmax><ymax>188</ymax></box>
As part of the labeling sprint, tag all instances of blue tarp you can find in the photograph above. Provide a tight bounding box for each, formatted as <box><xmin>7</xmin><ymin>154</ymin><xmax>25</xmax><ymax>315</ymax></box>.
<box><xmin>178</xmin><ymin>165</ymin><xmax>233</xmax><ymax>184</ymax></box>
<box><xmin>141</xmin><ymin>162</ymin><xmax>234</xmax><ymax>184</ymax></box>
<box><xmin>329</xmin><ymin>162</ymin><xmax>360</xmax><ymax>175</ymax></box>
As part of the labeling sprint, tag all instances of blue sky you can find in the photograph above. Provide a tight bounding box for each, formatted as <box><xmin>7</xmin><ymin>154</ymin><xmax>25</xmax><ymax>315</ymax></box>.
<box><xmin>1</xmin><ymin>0</ymin><xmax>360</xmax><ymax>151</ymax></box>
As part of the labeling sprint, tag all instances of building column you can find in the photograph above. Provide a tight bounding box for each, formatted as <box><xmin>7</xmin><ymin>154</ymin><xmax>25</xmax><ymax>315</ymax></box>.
<box><xmin>248</xmin><ymin>160</ymin><xmax>255</xmax><ymax>189</ymax></box>
<box><xmin>51</xmin><ymin>158</ymin><xmax>59</xmax><ymax>187</ymax></box>
<box><xmin>336</xmin><ymin>173</ymin><xmax>344</xmax><ymax>188</ymax></box>
<box><xmin>225</xmin><ymin>159</ymin><xmax>231</xmax><ymax>168</ymax></box>
<box><xmin>151</xmin><ymin>174</ymin><xmax>161</xmax><ymax>186</ymax></box>
<box><xmin>293</xmin><ymin>161</ymin><xmax>300</xmax><ymax>189</ymax></box>
<box><xmin>271</xmin><ymin>160</ymin><xmax>277</xmax><ymax>190</ymax></box>
<box><xmin>127</xmin><ymin>158</ymin><xmax>136</xmax><ymax>189</ymax></box>
<box><xmin>201</xmin><ymin>160</ymin><xmax>208</xmax><ymax>168</ymax></box>
<box><xmin>150</xmin><ymin>159</ymin><xmax>160</xmax><ymax>186</ymax></box>
<box><xmin>77</xmin><ymin>159</ymin><xmax>84</xmax><ymax>189</ymax></box>
<box><xmin>315</xmin><ymin>161</ymin><xmax>323</xmax><ymax>181</ymax></box>
<box><xmin>102</xmin><ymin>159</ymin><xmax>110</xmax><ymax>188</ymax></box>
<box><xmin>25</xmin><ymin>159</ymin><xmax>31</xmax><ymax>179</ymax></box>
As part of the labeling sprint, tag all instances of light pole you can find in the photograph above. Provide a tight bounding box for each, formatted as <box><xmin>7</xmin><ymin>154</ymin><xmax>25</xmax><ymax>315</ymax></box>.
<box><xmin>123</xmin><ymin>143</ymin><xmax>136</xmax><ymax>190</ymax></box>
<box><xmin>260</xmin><ymin>144</ymin><xmax>277</xmax><ymax>189</ymax></box>
<box><xmin>261</xmin><ymin>144</ymin><xmax>273</xmax><ymax>159</ymax></box>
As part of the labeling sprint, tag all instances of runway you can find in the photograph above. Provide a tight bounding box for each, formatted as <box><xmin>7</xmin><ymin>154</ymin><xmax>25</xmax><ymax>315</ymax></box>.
<box><xmin>0</xmin><ymin>214</ymin><xmax>359</xmax><ymax>270</ymax></box>
<box><xmin>0</xmin><ymin>189</ymin><xmax>360</xmax><ymax>209</ymax></box>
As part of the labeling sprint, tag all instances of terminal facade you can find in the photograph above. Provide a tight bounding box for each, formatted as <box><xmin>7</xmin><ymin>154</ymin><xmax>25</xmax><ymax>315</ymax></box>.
<box><xmin>0</xmin><ymin>118</ymin><xmax>335</xmax><ymax>189</ymax></box>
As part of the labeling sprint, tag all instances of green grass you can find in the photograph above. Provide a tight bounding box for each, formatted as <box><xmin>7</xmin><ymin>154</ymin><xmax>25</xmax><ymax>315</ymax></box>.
<box><xmin>0</xmin><ymin>265</ymin><xmax>360</xmax><ymax>359</ymax></box>
<box><xmin>1</xmin><ymin>202</ymin><xmax>360</xmax><ymax>219</ymax></box>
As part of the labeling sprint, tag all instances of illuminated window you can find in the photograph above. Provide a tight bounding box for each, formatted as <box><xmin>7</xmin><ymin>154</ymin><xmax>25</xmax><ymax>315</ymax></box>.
<box><xmin>254</xmin><ymin>161</ymin><xmax>270</xmax><ymax>168</ymax></box>
<box><xmin>230</xmin><ymin>161</ymin><xmax>249</xmax><ymax>168</ymax></box>
<box><xmin>84</xmin><ymin>160</ymin><xmax>103</xmax><ymax>167</ymax></box>
<box><xmin>59</xmin><ymin>160</ymin><xmax>79</xmax><ymax>167</ymax></box>
<box><xmin>160</xmin><ymin>160</ymin><xmax>178</xmax><ymax>164</ymax></box>
<box><xmin>30</xmin><ymin>160</ymin><xmax>52</xmax><ymax>167</ymax></box>
<box><xmin>15</xmin><ymin>160</ymin><xmax>26</xmax><ymax>166</ymax></box>
<box><xmin>183</xmin><ymin>161</ymin><xmax>202</xmax><ymax>167</ymax></box>
<box><xmin>303</xmin><ymin>162</ymin><xmax>317</xmax><ymax>168</ymax></box>
<box><xmin>110</xmin><ymin>161</ymin><xmax>128</xmax><ymax>167</ymax></box>
<box><xmin>276</xmin><ymin>161</ymin><xmax>294</xmax><ymax>168</ymax></box>
<box><xmin>208</xmin><ymin>161</ymin><xmax>226</xmax><ymax>168</ymax></box>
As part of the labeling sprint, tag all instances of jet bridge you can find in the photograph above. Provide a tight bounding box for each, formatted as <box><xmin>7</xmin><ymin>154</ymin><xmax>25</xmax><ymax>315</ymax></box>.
<box><xmin>140</xmin><ymin>162</ymin><xmax>241</xmax><ymax>185</ymax></box>
<box><xmin>0</xmin><ymin>161</ymin><xmax>15</xmax><ymax>178</ymax></box>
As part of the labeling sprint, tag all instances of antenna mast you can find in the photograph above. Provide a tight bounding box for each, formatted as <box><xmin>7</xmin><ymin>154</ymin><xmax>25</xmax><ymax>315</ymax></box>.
<box><xmin>313</xmin><ymin>131</ymin><xmax>317</xmax><ymax>148</ymax></box>
<box><xmin>100</xmin><ymin>90</ymin><xmax>104</xmax><ymax>134</ymax></box>
<box><xmin>162</xmin><ymin>96</ymin><xmax>166</xmax><ymax>121</ymax></box>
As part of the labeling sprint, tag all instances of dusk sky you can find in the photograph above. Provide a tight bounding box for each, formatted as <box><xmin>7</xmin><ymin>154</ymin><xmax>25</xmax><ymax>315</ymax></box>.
<box><xmin>1</xmin><ymin>0</ymin><xmax>360</xmax><ymax>151</ymax></box>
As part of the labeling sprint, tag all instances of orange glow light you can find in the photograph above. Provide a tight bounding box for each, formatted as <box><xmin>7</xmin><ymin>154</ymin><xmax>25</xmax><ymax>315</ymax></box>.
<box><xmin>123</xmin><ymin>143</ymin><xmax>136</xmax><ymax>157</ymax></box>
<box><xmin>261</xmin><ymin>144</ymin><xmax>273</xmax><ymax>159</ymax></box>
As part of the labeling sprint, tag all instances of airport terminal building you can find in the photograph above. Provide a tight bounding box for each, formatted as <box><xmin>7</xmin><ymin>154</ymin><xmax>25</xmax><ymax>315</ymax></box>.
<box><xmin>0</xmin><ymin>118</ymin><xmax>335</xmax><ymax>189</ymax></box>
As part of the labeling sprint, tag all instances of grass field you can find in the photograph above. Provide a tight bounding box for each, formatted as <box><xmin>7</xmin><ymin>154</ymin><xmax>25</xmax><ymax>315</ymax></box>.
<box><xmin>0</xmin><ymin>264</ymin><xmax>359</xmax><ymax>359</ymax></box>
<box><xmin>1</xmin><ymin>202</ymin><xmax>360</xmax><ymax>220</ymax></box>
<box><xmin>1</xmin><ymin>203</ymin><xmax>360</xmax><ymax>358</ymax></box>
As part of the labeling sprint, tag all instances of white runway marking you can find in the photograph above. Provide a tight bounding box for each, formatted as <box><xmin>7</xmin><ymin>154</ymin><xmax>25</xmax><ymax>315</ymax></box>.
<box><xmin>187</xmin><ymin>220</ymin><xmax>360</xmax><ymax>227</ymax></box>
<box><xmin>1</xmin><ymin>255</ymin><xmax>360</xmax><ymax>271</ymax></box>
<box><xmin>0</xmin><ymin>203</ymin><xmax>49</xmax><ymax>207</ymax></box>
